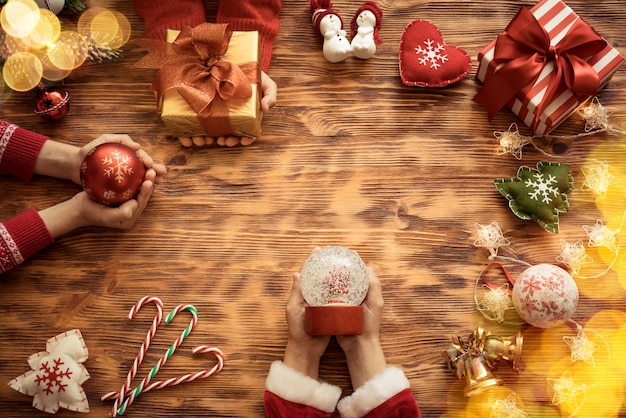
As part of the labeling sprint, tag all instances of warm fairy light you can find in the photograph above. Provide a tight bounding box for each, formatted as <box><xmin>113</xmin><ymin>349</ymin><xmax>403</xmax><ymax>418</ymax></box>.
<box><xmin>489</xmin><ymin>393</ymin><xmax>528</xmax><ymax>418</ymax></box>
<box><xmin>2</xmin><ymin>51</ymin><xmax>43</xmax><ymax>91</ymax></box>
<box><xmin>494</xmin><ymin>123</ymin><xmax>532</xmax><ymax>160</ymax></box>
<box><xmin>0</xmin><ymin>0</ymin><xmax>41</xmax><ymax>39</ymax></box>
<box><xmin>21</xmin><ymin>8</ymin><xmax>61</xmax><ymax>49</ymax></box>
<box><xmin>78</xmin><ymin>8</ymin><xmax>131</xmax><ymax>51</ymax></box>
<box><xmin>578</xmin><ymin>96</ymin><xmax>611</xmax><ymax>132</ymax></box>
<box><xmin>547</xmin><ymin>370</ymin><xmax>588</xmax><ymax>412</ymax></box>
<box><xmin>580</xmin><ymin>160</ymin><xmax>616</xmax><ymax>199</ymax></box>
<box><xmin>583</xmin><ymin>220</ymin><xmax>618</xmax><ymax>253</ymax></box>
<box><xmin>478</xmin><ymin>284</ymin><xmax>512</xmax><ymax>323</ymax></box>
<box><xmin>556</xmin><ymin>240</ymin><xmax>591</xmax><ymax>277</ymax></box>
<box><xmin>46</xmin><ymin>31</ymin><xmax>88</xmax><ymax>71</ymax></box>
<box><xmin>473</xmin><ymin>221</ymin><xmax>510</xmax><ymax>259</ymax></box>
<box><xmin>0</xmin><ymin>2</ymin><xmax>126</xmax><ymax>91</ymax></box>
<box><xmin>563</xmin><ymin>327</ymin><xmax>601</xmax><ymax>366</ymax></box>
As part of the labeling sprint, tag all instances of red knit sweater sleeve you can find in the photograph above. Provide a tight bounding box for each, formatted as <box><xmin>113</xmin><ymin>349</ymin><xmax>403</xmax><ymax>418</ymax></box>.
<box><xmin>0</xmin><ymin>120</ymin><xmax>48</xmax><ymax>183</ymax></box>
<box><xmin>216</xmin><ymin>0</ymin><xmax>282</xmax><ymax>71</ymax></box>
<box><xmin>1</xmin><ymin>208</ymin><xmax>54</xmax><ymax>274</ymax></box>
<box><xmin>133</xmin><ymin>0</ymin><xmax>281</xmax><ymax>71</ymax></box>
<box><xmin>132</xmin><ymin>0</ymin><xmax>207</xmax><ymax>40</ymax></box>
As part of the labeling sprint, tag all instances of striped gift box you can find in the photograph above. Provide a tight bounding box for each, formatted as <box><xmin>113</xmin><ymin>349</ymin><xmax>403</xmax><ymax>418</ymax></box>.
<box><xmin>476</xmin><ymin>0</ymin><xmax>624</xmax><ymax>135</ymax></box>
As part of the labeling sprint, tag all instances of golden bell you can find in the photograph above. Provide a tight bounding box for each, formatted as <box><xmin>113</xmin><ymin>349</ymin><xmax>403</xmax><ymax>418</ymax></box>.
<box><xmin>461</xmin><ymin>354</ymin><xmax>501</xmax><ymax>397</ymax></box>
<box><xmin>483</xmin><ymin>331</ymin><xmax>523</xmax><ymax>372</ymax></box>
<box><xmin>442</xmin><ymin>345</ymin><xmax>463</xmax><ymax>378</ymax></box>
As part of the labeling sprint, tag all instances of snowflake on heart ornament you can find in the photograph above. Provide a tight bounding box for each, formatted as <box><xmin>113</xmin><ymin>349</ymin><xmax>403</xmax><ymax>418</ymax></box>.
<box><xmin>8</xmin><ymin>329</ymin><xmax>90</xmax><ymax>414</ymax></box>
<box><xmin>399</xmin><ymin>20</ymin><xmax>472</xmax><ymax>87</ymax></box>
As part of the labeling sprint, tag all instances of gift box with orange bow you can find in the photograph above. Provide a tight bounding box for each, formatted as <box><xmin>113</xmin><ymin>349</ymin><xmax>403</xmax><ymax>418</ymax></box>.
<box><xmin>136</xmin><ymin>23</ymin><xmax>262</xmax><ymax>139</ymax></box>
<box><xmin>474</xmin><ymin>0</ymin><xmax>623</xmax><ymax>136</ymax></box>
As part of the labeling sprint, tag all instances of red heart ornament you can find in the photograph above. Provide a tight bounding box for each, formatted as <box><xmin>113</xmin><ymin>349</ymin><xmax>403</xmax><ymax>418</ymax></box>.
<box><xmin>399</xmin><ymin>20</ymin><xmax>472</xmax><ymax>87</ymax></box>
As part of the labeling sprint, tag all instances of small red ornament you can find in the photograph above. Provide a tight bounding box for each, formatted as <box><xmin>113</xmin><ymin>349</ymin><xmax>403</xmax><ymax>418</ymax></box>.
<box><xmin>34</xmin><ymin>84</ymin><xmax>71</xmax><ymax>120</ymax></box>
<box><xmin>80</xmin><ymin>143</ymin><xmax>146</xmax><ymax>206</ymax></box>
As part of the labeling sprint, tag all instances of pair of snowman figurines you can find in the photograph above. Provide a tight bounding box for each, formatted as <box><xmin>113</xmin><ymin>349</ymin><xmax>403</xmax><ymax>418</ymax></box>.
<box><xmin>311</xmin><ymin>1</ymin><xmax>383</xmax><ymax>63</ymax></box>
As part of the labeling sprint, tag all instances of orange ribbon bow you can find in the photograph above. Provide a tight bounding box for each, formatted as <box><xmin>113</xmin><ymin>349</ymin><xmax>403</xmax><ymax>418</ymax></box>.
<box><xmin>135</xmin><ymin>23</ymin><xmax>258</xmax><ymax>137</ymax></box>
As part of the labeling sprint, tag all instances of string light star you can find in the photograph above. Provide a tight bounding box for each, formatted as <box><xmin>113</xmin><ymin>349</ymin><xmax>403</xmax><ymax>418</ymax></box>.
<box><xmin>489</xmin><ymin>393</ymin><xmax>528</xmax><ymax>418</ymax></box>
<box><xmin>494</xmin><ymin>123</ymin><xmax>532</xmax><ymax>160</ymax></box>
<box><xmin>580</xmin><ymin>160</ymin><xmax>616</xmax><ymax>199</ymax></box>
<box><xmin>556</xmin><ymin>240</ymin><xmax>592</xmax><ymax>276</ymax></box>
<box><xmin>474</xmin><ymin>221</ymin><xmax>510</xmax><ymax>259</ymax></box>
<box><xmin>577</xmin><ymin>96</ymin><xmax>611</xmax><ymax>132</ymax></box>
<box><xmin>583</xmin><ymin>220</ymin><xmax>618</xmax><ymax>252</ymax></box>
<box><xmin>479</xmin><ymin>284</ymin><xmax>512</xmax><ymax>323</ymax></box>
<box><xmin>547</xmin><ymin>370</ymin><xmax>588</xmax><ymax>412</ymax></box>
<box><xmin>563</xmin><ymin>327</ymin><xmax>601</xmax><ymax>366</ymax></box>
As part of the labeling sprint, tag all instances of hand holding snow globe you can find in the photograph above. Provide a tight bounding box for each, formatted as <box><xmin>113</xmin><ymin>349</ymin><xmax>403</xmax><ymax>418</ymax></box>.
<box><xmin>300</xmin><ymin>246</ymin><xmax>369</xmax><ymax>335</ymax></box>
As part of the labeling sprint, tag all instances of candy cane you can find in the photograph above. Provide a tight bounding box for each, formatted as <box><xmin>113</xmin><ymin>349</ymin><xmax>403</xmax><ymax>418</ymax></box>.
<box><xmin>114</xmin><ymin>346</ymin><xmax>224</xmax><ymax>397</ymax></box>
<box><xmin>116</xmin><ymin>304</ymin><xmax>199</xmax><ymax>416</ymax></box>
<box><xmin>101</xmin><ymin>296</ymin><xmax>164</xmax><ymax>416</ymax></box>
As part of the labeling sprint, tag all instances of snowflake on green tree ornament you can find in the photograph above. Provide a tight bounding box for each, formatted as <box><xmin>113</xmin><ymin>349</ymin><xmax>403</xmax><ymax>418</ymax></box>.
<box><xmin>494</xmin><ymin>161</ymin><xmax>573</xmax><ymax>233</ymax></box>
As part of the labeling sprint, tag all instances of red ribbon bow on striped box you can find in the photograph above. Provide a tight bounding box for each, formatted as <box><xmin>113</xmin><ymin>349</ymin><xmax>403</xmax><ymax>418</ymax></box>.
<box><xmin>474</xmin><ymin>0</ymin><xmax>623</xmax><ymax>136</ymax></box>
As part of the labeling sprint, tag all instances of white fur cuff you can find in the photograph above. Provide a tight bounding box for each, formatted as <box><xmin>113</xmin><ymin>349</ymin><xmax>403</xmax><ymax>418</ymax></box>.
<box><xmin>337</xmin><ymin>366</ymin><xmax>410</xmax><ymax>418</ymax></box>
<box><xmin>265</xmin><ymin>360</ymin><xmax>342</xmax><ymax>413</ymax></box>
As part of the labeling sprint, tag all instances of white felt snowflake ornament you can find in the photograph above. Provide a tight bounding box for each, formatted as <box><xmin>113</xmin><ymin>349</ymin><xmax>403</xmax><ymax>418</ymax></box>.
<box><xmin>8</xmin><ymin>329</ymin><xmax>90</xmax><ymax>414</ymax></box>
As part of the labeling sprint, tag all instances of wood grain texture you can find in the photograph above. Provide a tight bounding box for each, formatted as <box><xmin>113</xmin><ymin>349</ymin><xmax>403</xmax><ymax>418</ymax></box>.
<box><xmin>1</xmin><ymin>0</ymin><xmax>626</xmax><ymax>417</ymax></box>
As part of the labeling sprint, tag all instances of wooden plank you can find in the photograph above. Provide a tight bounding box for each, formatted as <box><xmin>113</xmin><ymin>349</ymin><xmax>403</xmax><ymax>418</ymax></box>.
<box><xmin>1</xmin><ymin>0</ymin><xmax>625</xmax><ymax>416</ymax></box>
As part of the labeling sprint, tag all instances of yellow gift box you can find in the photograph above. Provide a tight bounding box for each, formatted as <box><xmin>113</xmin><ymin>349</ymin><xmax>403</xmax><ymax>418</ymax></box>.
<box><xmin>160</xmin><ymin>28</ymin><xmax>262</xmax><ymax>138</ymax></box>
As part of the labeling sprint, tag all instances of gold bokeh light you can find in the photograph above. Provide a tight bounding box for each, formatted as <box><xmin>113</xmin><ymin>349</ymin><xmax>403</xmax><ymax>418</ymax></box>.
<box><xmin>2</xmin><ymin>51</ymin><xmax>43</xmax><ymax>91</ymax></box>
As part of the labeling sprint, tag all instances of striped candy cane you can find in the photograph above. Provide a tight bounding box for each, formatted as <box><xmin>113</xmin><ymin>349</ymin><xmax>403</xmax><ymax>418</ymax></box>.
<box><xmin>116</xmin><ymin>304</ymin><xmax>199</xmax><ymax>416</ymax></box>
<box><xmin>101</xmin><ymin>296</ymin><xmax>164</xmax><ymax>417</ymax></box>
<box><xmin>113</xmin><ymin>346</ymin><xmax>225</xmax><ymax>398</ymax></box>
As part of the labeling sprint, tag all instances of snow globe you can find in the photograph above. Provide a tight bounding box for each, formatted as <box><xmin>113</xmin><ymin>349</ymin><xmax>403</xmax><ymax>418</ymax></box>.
<box><xmin>300</xmin><ymin>246</ymin><xmax>369</xmax><ymax>335</ymax></box>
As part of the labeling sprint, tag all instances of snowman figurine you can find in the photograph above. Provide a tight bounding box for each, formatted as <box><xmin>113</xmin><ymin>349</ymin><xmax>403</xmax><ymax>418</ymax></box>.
<box><xmin>311</xmin><ymin>0</ymin><xmax>352</xmax><ymax>63</ymax></box>
<box><xmin>350</xmin><ymin>2</ymin><xmax>383</xmax><ymax>60</ymax></box>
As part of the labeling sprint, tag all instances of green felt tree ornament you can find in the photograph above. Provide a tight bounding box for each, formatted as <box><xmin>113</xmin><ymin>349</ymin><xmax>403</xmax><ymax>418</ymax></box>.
<box><xmin>494</xmin><ymin>161</ymin><xmax>573</xmax><ymax>233</ymax></box>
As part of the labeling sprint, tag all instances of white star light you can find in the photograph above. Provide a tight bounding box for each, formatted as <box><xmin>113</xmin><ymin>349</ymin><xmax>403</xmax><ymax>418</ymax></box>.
<box><xmin>494</xmin><ymin>123</ymin><xmax>532</xmax><ymax>160</ymax></box>
<box><xmin>489</xmin><ymin>393</ymin><xmax>528</xmax><ymax>418</ymax></box>
<box><xmin>474</xmin><ymin>221</ymin><xmax>510</xmax><ymax>259</ymax></box>
<box><xmin>583</xmin><ymin>220</ymin><xmax>618</xmax><ymax>252</ymax></box>
<box><xmin>556</xmin><ymin>240</ymin><xmax>592</xmax><ymax>276</ymax></box>
<box><xmin>577</xmin><ymin>96</ymin><xmax>611</xmax><ymax>132</ymax></box>
<box><xmin>563</xmin><ymin>328</ymin><xmax>601</xmax><ymax>366</ymax></box>
<box><xmin>581</xmin><ymin>161</ymin><xmax>616</xmax><ymax>199</ymax></box>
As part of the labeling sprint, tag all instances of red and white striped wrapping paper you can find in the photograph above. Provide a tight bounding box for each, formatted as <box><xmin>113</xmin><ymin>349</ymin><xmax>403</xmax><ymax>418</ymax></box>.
<box><xmin>476</xmin><ymin>0</ymin><xmax>624</xmax><ymax>135</ymax></box>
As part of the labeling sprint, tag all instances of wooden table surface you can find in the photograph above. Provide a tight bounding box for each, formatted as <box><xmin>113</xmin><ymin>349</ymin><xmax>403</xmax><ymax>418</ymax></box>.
<box><xmin>2</xmin><ymin>0</ymin><xmax>626</xmax><ymax>417</ymax></box>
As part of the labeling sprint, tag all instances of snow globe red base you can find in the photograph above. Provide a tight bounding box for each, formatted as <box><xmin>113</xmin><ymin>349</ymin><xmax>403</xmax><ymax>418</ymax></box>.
<box><xmin>300</xmin><ymin>246</ymin><xmax>369</xmax><ymax>336</ymax></box>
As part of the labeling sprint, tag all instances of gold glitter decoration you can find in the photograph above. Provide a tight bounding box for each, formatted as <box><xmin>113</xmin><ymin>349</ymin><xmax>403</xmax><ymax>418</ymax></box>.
<box><xmin>474</xmin><ymin>221</ymin><xmax>510</xmax><ymax>260</ymax></box>
<box><xmin>556</xmin><ymin>240</ymin><xmax>592</xmax><ymax>277</ymax></box>
<box><xmin>489</xmin><ymin>393</ymin><xmax>528</xmax><ymax>418</ymax></box>
<box><xmin>580</xmin><ymin>160</ymin><xmax>616</xmax><ymax>199</ymax></box>
<box><xmin>494</xmin><ymin>123</ymin><xmax>532</xmax><ymax>160</ymax></box>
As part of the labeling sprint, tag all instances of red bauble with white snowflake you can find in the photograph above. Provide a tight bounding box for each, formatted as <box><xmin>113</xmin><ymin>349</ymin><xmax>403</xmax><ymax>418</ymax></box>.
<box><xmin>80</xmin><ymin>143</ymin><xmax>145</xmax><ymax>206</ymax></box>
<box><xmin>511</xmin><ymin>264</ymin><xmax>579</xmax><ymax>328</ymax></box>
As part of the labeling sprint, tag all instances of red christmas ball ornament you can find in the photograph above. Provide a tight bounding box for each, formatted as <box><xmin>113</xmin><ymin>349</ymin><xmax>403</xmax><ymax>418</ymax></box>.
<box><xmin>34</xmin><ymin>85</ymin><xmax>70</xmax><ymax>120</ymax></box>
<box><xmin>80</xmin><ymin>143</ymin><xmax>146</xmax><ymax>206</ymax></box>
